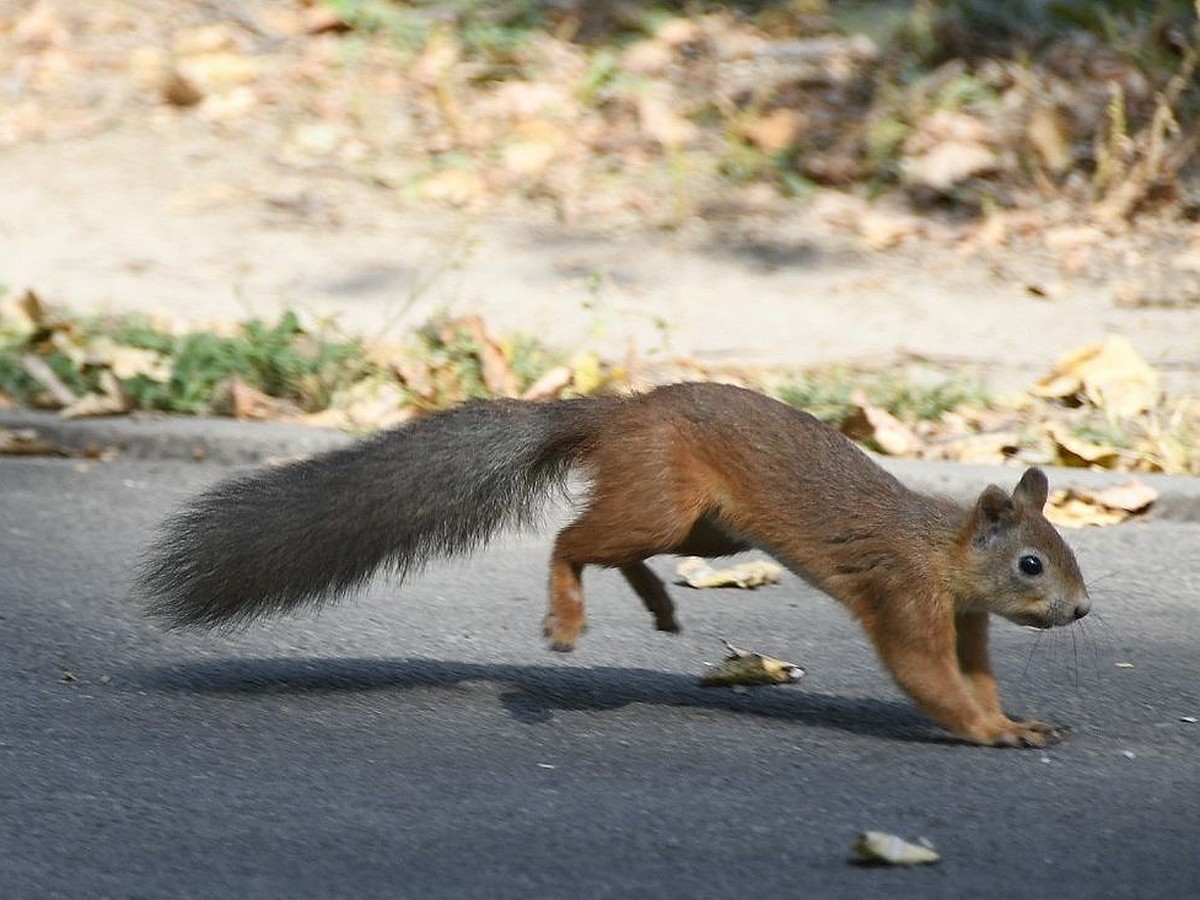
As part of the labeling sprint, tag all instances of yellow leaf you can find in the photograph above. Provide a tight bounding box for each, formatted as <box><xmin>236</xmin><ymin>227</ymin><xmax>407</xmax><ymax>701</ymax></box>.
<box><xmin>0</xmin><ymin>289</ymin><xmax>48</xmax><ymax>337</ymax></box>
<box><xmin>676</xmin><ymin>557</ymin><xmax>784</xmax><ymax>589</ymax></box>
<box><xmin>1045</xmin><ymin>481</ymin><xmax>1157</xmax><ymax>527</ymax></box>
<box><xmin>1045</xmin><ymin>422</ymin><xmax>1122</xmax><ymax>469</ymax></box>
<box><xmin>700</xmin><ymin>639</ymin><xmax>804</xmax><ymax>688</ymax></box>
<box><xmin>569</xmin><ymin>351</ymin><xmax>605</xmax><ymax>395</ymax></box>
<box><xmin>1032</xmin><ymin>336</ymin><xmax>1160</xmax><ymax>419</ymax></box>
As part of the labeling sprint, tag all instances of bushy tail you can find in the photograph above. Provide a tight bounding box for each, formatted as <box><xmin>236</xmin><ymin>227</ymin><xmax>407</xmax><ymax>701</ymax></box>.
<box><xmin>137</xmin><ymin>396</ymin><xmax>612</xmax><ymax>629</ymax></box>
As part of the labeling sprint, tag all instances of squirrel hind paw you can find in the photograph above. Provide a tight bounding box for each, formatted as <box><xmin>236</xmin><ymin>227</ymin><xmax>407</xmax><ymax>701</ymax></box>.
<box><xmin>542</xmin><ymin>614</ymin><xmax>584</xmax><ymax>652</ymax></box>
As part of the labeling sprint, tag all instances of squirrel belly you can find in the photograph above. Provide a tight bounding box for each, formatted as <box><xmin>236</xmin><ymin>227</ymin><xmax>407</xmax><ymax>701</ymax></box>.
<box><xmin>137</xmin><ymin>382</ymin><xmax>1090</xmax><ymax>748</ymax></box>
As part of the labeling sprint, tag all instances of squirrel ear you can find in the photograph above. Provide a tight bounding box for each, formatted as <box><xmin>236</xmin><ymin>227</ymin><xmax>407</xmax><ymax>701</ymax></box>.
<box><xmin>1012</xmin><ymin>467</ymin><xmax>1049</xmax><ymax>512</ymax></box>
<box><xmin>969</xmin><ymin>485</ymin><xmax>1014</xmax><ymax>547</ymax></box>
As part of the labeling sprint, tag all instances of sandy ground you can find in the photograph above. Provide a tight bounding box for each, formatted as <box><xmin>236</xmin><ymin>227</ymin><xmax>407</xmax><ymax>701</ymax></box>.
<box><xmin>2</xmin><ymin>124</ymin><xmax>1197</xmax><ymax>394</ymax></box>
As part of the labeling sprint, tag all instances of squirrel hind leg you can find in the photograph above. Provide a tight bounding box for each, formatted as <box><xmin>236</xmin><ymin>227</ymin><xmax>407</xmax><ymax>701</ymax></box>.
<box><xmin>543</xmin><ymin>555</ymin><xmax>679</xmax><ymax>650</ymax></box>
<box><xmin>619</xmin><ymin>561</ymin><xmax>680</xmax><ymax>634</ymax></box>
<box><xmin>544</xmin><ymin>557</ymin><xmax>586</xmax><ymax>652</ymax></box>
<box><xmin>543</xmin><ymin>493</ymin><xmax>706</xmax><ymax>650</ymax></box>
<box><xmin>612</xmin><ymin>517</ymin><xmax>748</xmax><ymax>637</ymax></box>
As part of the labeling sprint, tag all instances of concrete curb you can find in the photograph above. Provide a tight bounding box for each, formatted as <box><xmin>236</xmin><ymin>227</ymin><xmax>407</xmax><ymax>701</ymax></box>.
<box><xmin>5</xmin><ymin>409</ymin><xmax>1200</xmax><ymax>523</ymax></box>
<box><xmin>1</xmin><ymin>410</ymin><xmax>353</xmax><ymax>466</ymax></box>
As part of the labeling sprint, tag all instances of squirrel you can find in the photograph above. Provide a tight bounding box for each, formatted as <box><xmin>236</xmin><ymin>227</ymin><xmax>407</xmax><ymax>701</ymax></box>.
<box><xmin>138</xmin><ymin>382</ymin><xmax>1090</xmax><ymax>748</ymax></box>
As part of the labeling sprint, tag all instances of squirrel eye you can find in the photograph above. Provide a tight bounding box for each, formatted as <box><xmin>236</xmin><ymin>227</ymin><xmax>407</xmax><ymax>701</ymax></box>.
<box><xmin>1018</xmin><ymin>554</ymin><xmax>1044</xmax><ymax>577</ymax></box>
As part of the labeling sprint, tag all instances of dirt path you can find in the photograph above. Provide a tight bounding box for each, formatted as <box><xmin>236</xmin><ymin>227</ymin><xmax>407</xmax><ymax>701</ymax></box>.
<box><xmin>2</xmin><ymin>125</ymin><xmax>1197</xmax><ymax>393</ymax></box>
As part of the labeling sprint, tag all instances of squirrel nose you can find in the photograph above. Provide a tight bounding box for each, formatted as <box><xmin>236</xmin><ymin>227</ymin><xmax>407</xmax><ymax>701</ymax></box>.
<box><xmin>1073</xmin><ymin>596</ymin><xmax>1091</xmax><ymax>620</ymax></box>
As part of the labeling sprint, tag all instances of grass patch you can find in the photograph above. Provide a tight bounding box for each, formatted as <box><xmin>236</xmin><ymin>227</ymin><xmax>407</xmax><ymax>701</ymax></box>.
<box><xmin>0</xmin><ymin>305</ymin><xmax>373</xmax><ymax>415</ymax></box>
<box><xmin>776</xmin><ymin>368</ymin><xmax>990</xmax><ymax>426</ymax></box>
<box><xmin>2</xmin><ymin>299</ymin><xmax>1195</xmax><ymax>475</ymax></box>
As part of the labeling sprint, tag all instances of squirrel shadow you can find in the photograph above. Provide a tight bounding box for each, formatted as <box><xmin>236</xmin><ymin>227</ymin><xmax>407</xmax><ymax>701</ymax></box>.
<box><xmin>135</xmin><ymin>655</ymin><xmax>944</xmax><ymax>745</ymax></box>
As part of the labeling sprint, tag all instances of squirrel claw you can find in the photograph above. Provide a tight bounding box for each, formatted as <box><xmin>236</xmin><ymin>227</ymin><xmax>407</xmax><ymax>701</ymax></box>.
<box><xmin>1019</xmin><ymin>719</ymin><xmax>1067</xmax><ymax>747</ymax></box>
<box><xmin>996</xmin><ymin>719</ymin><xmax>1066</xmax><ymax>748</ymax></box>
<box><xmin>977</xmin><ymin>717</ymin><xmax>1067</xmax><ymax>748</ymax></box>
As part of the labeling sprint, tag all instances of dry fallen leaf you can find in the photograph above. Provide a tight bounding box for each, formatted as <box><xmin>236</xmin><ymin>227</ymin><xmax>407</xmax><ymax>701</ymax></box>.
<box><xmin>637</xmin><ymin>92</ymin><xmax>699</xmax><ymax>149</ymax></box>
<box><xmin>700</xmin><ymin>639</ymin><xmax>804</xmax><ymax>687</ymax></box>
<box><xmin>1026</xmin><ymin>103</ymin><xmax>1072</xmax><ymax>174</ymax></box>
<box><xmin>620</xmin><ymin>38</ymin><xmax>675</xmax><ymax>77</ymax></box>
<box><xmin>568</xmin><ymin>351</ymin><xmax>606</xmax><ymax>395</ymax></box>
<box><xmin>228</xmin><ymin>378</ymin><xmax>302</xmax><ymax>421</ymax></box>
<box><xmin>63</xmin><ymin>370</ymin><xmax>128</xmax><ymax>419</ymax></box>
<box><xmin>902</xmin><ymin>112</ymin><xmax>997</xmax><ymax>190</ymax></box>
<box><xmin>501</xmin><ymin>137</ymin><xmax>559</xmax><ymax>178</ymax></box>
<box><xmin>1045</xmin><ymin>480</ymin><xmax>1158</xmax><ymax>527</ymax></box>
<box><xmin>856</xmin><ymin>209</ymin><xmax>920</xmax><ymax>250</ymax></box>
<box><xmin>0</xmin><ymin>427</ymin><xmax>61</xmax><ymax>456</ymax></box>
<box><xmin>0</xmin><ymin>288</ymin><xmax>49</xmax><ymax>336</ymax></box>
<box><xmin>741</xmin><ymin>108</ymin><xmax>807</xmax><ymax>154</ymax></box>
<box><xmin>521</xmin><ymin>365</ymin><xmax>573</xmax><ymax>400</ymax></box>
<box><xmin>162</xmin><ymin>70</ymin><xmax>205</xmax><ymax>107</ymax></box>
<box><xmin>1032</xmin><ymin>336</ymin><xmax>1160</xmax><ymax>420</ymax></box>
<box><xmin>1045</xmin><ymin>491</ymin><xmax>1127</xmax><ymax>527</ymax></box>
<box><xmin>85</xmin><ymin>337</ymin><xmax>173</xmax><ymax>383</ymax></box>
<box><xmin>20</xmin><ymin>353</ymin><xmax>78</xmax><ymax>408</ymax></box>
<box><xmin>447</xmin><ymin>315</ymin><xmax>518</xmax><ymax>398</ymax></box>
<box><xmin>306</xmin><ymin>378</ymin><xmax>414</xmax><ymax>430</ymax></box>
<box><xmin>1085</xmin><ymin>480</ymin><xmax>1159</xmax><ymax>513</ymax></box>
<box><xmin>676</xmin><ymin>557</ymin><xmax>784</xmax><ymax>589</ymax></box>
<box><xmin>420</xmin><ymin>169</ymin><xmax>488</xmax><ymax>208</ymax></box>
<box><xmin>853</xmin><ymin>832</ymin><xmax>940</xmax><ymax>866</ymax></box>
<box><xmin>1044</xmin><ymin>422</ymin><xmax>1123</xmax><ymax>469</ymax></box>
<box><xmin>926</xmin><ymin>431</ymin><xmax>1020</xmax><ymax>465</ymax></box>
<box><xmin>904</xmin><ymin>139</ymin><xmax>997</xmax><ymax>190</ymax></box>
<box><xmin>391</xmin><ymin>357</ymin><xmax>436</xmax><ymax>403</ymax></box>
<box><xmin>841</xmin><ymin>391</ymin><xmax>922</xmax><ymax>457</ymax></box>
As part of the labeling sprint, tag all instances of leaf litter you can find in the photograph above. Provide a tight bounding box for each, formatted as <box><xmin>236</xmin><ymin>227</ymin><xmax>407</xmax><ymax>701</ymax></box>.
<box><xmin>2</xmin><ymin>293</ymin><xmax>1197</xmax><ymax>494</ymax></box>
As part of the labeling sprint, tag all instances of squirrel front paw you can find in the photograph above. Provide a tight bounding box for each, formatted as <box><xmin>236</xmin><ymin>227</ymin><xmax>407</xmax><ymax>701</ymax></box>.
<box><xmin>988</xmin><ymin>717</ymin><xmax>1066</xmax><ymax>748</ymax></box>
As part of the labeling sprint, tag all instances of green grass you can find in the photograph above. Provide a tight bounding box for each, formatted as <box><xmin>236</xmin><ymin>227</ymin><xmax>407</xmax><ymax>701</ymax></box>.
<box><xmin>0</xmin><ymin>311</ymin><xmax>372</xmax><ymax>415</ymax></box>
<box><xmin>776</xmin><ymin>368</ymin><xmax>990</xmax><ymax>425</ymax></box>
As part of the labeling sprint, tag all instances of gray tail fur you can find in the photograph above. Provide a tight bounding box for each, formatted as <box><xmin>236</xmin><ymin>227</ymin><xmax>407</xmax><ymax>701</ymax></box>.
<box><xmin>136</xmin><ymin>396</ymin><xmax>613</xmax><ymax>629</ymax></box>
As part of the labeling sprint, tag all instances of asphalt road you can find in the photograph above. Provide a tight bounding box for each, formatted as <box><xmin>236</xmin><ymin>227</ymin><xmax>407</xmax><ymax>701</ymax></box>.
<box><xmin>2</xmin><ymin>448</ymin><xmax>1198</xmax><ymax>899</ymax></box>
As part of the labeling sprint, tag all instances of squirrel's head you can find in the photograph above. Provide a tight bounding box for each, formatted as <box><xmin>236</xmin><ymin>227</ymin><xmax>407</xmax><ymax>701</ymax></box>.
<box><xmin>960</xmin><ymin>468</ymin><xmax>1090</xmax><ymax>628</ymax></box>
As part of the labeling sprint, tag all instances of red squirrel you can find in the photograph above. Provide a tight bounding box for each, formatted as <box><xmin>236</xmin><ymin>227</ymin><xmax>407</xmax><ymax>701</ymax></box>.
<box><xmin>139</xmin><ymin>382</ymin><xmax>1090</xmax><ymax>747</ymax></box>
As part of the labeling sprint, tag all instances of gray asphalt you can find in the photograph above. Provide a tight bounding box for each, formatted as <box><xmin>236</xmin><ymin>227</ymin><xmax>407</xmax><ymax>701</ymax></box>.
<box><xmin>2</xmin><ymin>425</ymin><xmax>1199</xmax><ymax>899</ymax></box>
